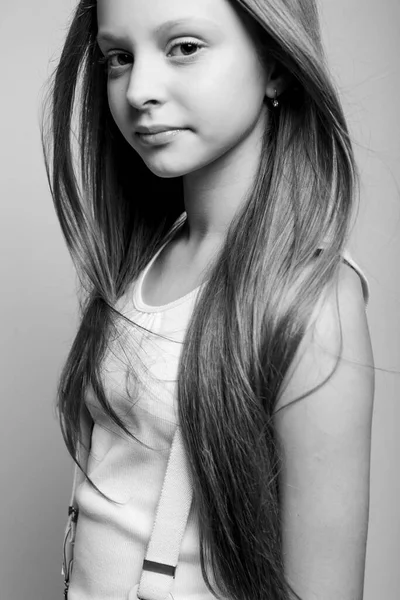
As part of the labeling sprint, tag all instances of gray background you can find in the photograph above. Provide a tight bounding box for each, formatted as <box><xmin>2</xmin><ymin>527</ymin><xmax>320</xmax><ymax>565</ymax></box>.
<box><xmin>0</xmin><ymin>0</ymin><xmax>399</xmax><ymax>598</ymax></box>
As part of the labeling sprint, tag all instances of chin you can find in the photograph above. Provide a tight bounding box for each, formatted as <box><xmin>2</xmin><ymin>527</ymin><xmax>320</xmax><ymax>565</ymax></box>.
<box><xmin>142</xmin><ymin>147</ymin><xmax>228</xmax><ymax>180</ymax></box>
<box><xmin>142</xmin><ymin>163</ymin><xmax>188</xmax><ymax>179</ymax></box>
<box><xmin>139</xmin><ymin>156</ymin><xmax>202</xmax><ymax>179</ymax></box>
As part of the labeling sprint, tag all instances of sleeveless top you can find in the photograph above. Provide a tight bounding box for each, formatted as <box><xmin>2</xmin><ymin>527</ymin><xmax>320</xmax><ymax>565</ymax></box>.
<box><xmin>66</xmin><ymin>212</ymin><xmax>370</xmax><ymax>600</ymax></box>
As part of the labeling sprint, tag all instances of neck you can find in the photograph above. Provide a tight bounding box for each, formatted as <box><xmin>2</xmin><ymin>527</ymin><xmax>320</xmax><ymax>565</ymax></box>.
<box><xmin>181</xmin><ymin>111</ymin><xmax>266</xmax><ymax>249</ymax></box>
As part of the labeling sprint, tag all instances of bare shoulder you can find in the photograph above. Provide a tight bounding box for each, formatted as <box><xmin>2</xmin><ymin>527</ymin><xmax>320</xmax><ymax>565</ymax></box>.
<box><xmin>272</xmin><ymin>261</ymin><xmax>375</xmax><ymax>599</ymax></box>
<box><xmin>274</xmin><ymin>260</ymin><xmax>374</xmax><ymax>416</ymax></box>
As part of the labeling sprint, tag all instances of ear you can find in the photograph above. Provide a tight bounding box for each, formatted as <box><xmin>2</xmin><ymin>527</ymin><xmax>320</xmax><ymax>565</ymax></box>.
<box><xmin>265</xmin><ymin>60</ymin><xmax>295</xmax><ymax>100</ymax></box>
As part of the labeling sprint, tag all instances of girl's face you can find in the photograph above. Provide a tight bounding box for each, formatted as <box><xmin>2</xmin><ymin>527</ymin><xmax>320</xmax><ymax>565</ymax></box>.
<box><xmin>97</xmin><ymin>0</ymin><xmax>272</xmax><ymax>179</ymax></box>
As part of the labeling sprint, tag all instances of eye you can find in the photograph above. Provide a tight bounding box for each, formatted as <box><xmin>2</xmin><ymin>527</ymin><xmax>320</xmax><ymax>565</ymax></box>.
<box><xmin>98</xmin><ymin>52</ymin><xmax>132</xmax><ymax>72</ymax></box>
<box><xmin>168</xmin><ymin>39</ymin><xmax>204</xmax><ymax>58</ymax></box>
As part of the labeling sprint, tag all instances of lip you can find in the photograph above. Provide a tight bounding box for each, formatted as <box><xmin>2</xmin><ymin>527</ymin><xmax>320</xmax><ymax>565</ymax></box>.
<box><xmin>135</xmin><ymin>129</ymin><xmax>187</xmax><ymax>146</ymax></box>
<box><xmin>136</xmin><ymin>124</ymin><xmax>183</xmax><ymax>134</ymax></box>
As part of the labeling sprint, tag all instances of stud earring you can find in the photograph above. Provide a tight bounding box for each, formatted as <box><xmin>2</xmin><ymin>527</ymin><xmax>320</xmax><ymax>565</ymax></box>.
<box><xmin>272</xmin><ymin>88</ymin><xmax>279</xmax><ymax>108</ymax></box>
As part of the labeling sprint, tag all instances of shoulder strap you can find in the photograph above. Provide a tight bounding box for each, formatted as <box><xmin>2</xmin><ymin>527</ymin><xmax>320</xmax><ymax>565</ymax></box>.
<box><xmin>316</xmin><ymin>236</ymin><xmax>370</xmax><ymax>308</ymax></box>
<box><xmin>315</xmin><ymin>244</ymin><xmax>370</xmax><ymax>308</ymax></box>
<box><xmin>340</xmin><ymin>249</ymin><xmax>370</xmax><ymax>307</ymax></box>
<box><xmin>132</xmin><ymin>426</ymin><xmax>193</xmax><ymax>600</ymax></box>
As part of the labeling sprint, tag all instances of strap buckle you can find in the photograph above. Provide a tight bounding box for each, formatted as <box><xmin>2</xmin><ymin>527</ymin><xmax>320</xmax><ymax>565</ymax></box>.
<box><xmin>142</xmin><ymin>560</ymin><xmax>176</xmax><ymax>578</ymax></box>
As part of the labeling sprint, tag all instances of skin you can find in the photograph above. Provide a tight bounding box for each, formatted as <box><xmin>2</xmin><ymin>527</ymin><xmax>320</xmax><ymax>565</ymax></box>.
<box><xmin>96</xmin><ymin>0</ymin><xmax>287</xmax><ymax>251</ymax></box>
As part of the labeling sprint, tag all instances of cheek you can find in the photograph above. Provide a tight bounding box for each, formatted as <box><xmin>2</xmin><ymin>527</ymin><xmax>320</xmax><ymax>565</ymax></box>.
<box><xmin>107</xmin><ymin>84</ymin><xmax>129</xmax><ymax>132</ymax></box>
<box><xmin>189</xmin><ymin>54</ymin><xmax>267</xmax><ymax>136</ymax></box>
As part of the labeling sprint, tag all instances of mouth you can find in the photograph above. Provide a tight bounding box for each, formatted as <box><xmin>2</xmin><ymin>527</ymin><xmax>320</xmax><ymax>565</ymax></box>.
<box><xmin>135</xmin><ymin>129</ymin><xmax>188</xmax><ymax>146</ymax></box>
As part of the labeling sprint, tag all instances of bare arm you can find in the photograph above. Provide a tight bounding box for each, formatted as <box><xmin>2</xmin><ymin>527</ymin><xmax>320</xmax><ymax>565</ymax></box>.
<box><xmin>273</xmin><ymin>262</ymin><xmax>375</xmax><ymax>600</ymax></box>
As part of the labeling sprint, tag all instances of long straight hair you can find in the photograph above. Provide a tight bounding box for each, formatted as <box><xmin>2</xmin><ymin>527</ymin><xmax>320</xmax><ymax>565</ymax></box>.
<box><xmin>41</xmin><ymin>1</ymin><xmax>359</xmax><ymax>599</ymax></box>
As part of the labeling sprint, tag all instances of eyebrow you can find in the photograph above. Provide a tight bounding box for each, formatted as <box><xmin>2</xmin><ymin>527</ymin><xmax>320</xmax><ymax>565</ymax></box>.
<box><xmin>96</xmin><ymin>17</ymin><xmax>219</xmax><ymax>44</ymax></box>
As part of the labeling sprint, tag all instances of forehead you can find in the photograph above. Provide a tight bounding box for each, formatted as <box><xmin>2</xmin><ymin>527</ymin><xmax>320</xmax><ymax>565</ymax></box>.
<box><xmin>97</xmin><ymin>0</ymin><xmax>237</xmax><ymax>32</ymax></box>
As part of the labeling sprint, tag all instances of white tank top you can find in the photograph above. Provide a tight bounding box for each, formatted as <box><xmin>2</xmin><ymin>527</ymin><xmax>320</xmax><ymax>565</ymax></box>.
<box><xmin>67</xmin><ymin>213</ymin><xmax>370</xmax><ymax>600</ymax></box>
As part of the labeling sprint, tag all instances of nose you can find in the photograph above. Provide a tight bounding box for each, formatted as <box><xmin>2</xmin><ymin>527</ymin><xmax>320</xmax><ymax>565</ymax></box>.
<box><xmin>125</xmin><ymin>56</ymin><xmax>166</xmax><ymax>109</ymax></box>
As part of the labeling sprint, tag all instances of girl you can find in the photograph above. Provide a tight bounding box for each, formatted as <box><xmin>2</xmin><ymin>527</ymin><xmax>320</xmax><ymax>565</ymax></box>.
<box><xmin>41</xmin><ymin>0</ymin><xmax>375</xmax><ymax>599</ymax></box>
